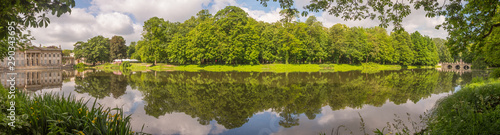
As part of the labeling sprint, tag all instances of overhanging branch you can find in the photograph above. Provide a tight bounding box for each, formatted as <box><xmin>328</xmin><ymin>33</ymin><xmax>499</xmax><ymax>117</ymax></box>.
<box><xmin>482</xmin><ymin>23</ymin><xmax>500</xmax><ymax>38</ymax></box>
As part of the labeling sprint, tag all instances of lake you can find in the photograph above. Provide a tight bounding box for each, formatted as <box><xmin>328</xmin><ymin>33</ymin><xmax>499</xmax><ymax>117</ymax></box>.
<box><xmin>0</xmin><ymin>69</ymin><xmax>488</xmax><ymax>135</ymax></box>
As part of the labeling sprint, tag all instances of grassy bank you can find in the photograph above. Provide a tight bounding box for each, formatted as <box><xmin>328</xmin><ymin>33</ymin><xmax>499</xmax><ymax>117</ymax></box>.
<box><xmin>0</xmin><ymin>86</ymin><xmax>144</xmax><ymax>134</ymax></box>
<box><xmin>425</xmin><ymin>77</ymin><xmax>500</xmax><ymax>134</ymax></box>
<box><xmin>92</xmin><ymin>62</ymin><xmax>434</xmax><ymax>73</ymax></box>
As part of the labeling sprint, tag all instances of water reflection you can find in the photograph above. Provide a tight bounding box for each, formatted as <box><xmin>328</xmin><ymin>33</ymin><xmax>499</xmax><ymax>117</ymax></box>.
<box><xmin>0</xmin><ymin>69</ymin><xmax>69</xmax><ymax>91</ymax></box>
<box><xmin>0</xmin><ymin>69</ymin><xmax>489</xmax><ymax>134</ymax></box>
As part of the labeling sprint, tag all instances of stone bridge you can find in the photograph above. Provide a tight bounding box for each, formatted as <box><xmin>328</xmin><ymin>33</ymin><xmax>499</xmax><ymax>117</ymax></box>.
<box><xmin>437</xmin><ymin>60</ymin><xmax>472</xmax><ymax>76</ymax></box>
<box><xmin>439</xmin><ymin>59</ymin><xmax>471</xmax><ymax>70</ymax></box>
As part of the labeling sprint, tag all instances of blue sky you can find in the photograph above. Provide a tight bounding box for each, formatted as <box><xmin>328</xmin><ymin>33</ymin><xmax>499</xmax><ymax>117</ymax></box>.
<box><xmin>28</xmin><ymin>0</ymin><xmax>448</xmax><ymax>49</ymax></box>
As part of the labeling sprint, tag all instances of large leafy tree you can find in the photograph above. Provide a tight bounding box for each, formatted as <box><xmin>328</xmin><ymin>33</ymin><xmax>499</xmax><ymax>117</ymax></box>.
<box><xmin>327</xmin><ymin>23</ymin><xmax>350</xmax><ymax>63</ymax></box>
<box><xmin>110</xmin><ymin>35</ymin><xmax>127</xmax><ymax>61</ymax></box>
<box><xmin>73</xmin><ymin>36</ymin><xmax>110</xmax><ymax>65</ymax></box>
<box><xmin>433</xmin><ymin>38</ymin><xmax>453</xmax><ymax>63</ymax></box>
<box><xmin>137</xmin><ymin>17</ymin><xmax>168</xmax><ymax>65</ymax></box>
<box><xmin>127</xmin><ymin>41</ymin><xmax>137</xmax><ymax>59</ymax></box>
<box><xmin>0</xmin><ymin>0</ymin><xmax>75</xmax><ymax>59</ymax></box>
<box><xmin>391</xmin><ymin>31</ymin><xmax>414</xmax><ymax>66</ymax></box>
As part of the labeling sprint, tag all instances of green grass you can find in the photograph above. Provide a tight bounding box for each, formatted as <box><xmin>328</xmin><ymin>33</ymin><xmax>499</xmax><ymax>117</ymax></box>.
<box><xmin>0</xmin><ymin>86</ymin><xmax>146</xmax><ymax>134</ymax></box>
<box><xmin>424</xmin><ymin>78</ymin><xmax>500</xmax><ymax>134</ymax></box>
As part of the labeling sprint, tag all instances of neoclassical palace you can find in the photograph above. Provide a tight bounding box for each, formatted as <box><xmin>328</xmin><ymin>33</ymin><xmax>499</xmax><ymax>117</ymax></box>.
<box><xmin>0</xmin><ymin>44</ymin><xmax>63</xmax><ymax>70</ymax></box>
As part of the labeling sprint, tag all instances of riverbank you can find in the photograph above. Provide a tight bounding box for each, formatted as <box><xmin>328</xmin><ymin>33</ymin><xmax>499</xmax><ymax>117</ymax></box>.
<box><xmin>90</xmin><ymin>62</ymin><xmax>435</xmax><ymax>73</ymax></box>
<box><xmin>0</xmin><ymin>86</ymin><xmax>144</xmax><ymax>134</ymax></box>
<box><xmin>425</xmin><ymin>77</ymin><xmax>500</xmax><ymax>134</ymax></box>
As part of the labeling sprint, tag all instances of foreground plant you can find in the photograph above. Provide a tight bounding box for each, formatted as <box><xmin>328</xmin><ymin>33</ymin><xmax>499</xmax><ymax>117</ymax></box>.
<box><xmin>425</xmin><ymin>78</ymin><xmax>500</xmax><ymax>134</ymax></box>
<box><xmin>0</xmin><ymin>86</ymin><xmax>147</xmax><ymax>134</ymax></box>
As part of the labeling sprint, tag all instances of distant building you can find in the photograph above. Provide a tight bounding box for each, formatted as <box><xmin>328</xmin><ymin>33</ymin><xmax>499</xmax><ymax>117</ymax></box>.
<box><xmin>0</xmin><ymin>44</ymin><xmax>62</xmax><ymax>70</ymax></box>
<box><xmin>113</xmin><ymin>59</ymin><xmax>140</xmax><ymax>63</ymax></box>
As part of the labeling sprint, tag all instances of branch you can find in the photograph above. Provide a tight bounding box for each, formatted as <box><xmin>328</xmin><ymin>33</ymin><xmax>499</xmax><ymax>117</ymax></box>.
<box><xmin>482</xmin><ymin>23</ymin><xmax>500</xmax><ymax>38</ymax></box>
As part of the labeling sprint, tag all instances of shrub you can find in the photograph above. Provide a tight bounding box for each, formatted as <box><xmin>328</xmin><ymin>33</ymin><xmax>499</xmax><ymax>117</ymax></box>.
<box><xmin>73</xmin><ymin>63</ymin><xmax>87</xmax><ymax>69</ymax></box>
<box><xmin>0</xmin><ymin>86</ymin><xmax>145</xmax><ymax>134</ymax></box>
<box><xmin>426</xmin><ymin>79</ymin><xmax>500</xmax><ymax>134</ymax></box>
<box><xmin>490</xmin><ymin>68</ymin><xmax>500</xmax><ymax>79</ymax></box>
<box><xmin>120</xmin><ymin>61</ymin><xmax>132</xmax><ymax>70</ymax></box>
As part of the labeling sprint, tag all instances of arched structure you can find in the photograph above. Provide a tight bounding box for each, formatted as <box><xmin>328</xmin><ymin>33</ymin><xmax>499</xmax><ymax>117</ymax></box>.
<box><xmin>439</xmin><ymin>59</ymin><xmax>471</xmax><ymax>70</ymax></box>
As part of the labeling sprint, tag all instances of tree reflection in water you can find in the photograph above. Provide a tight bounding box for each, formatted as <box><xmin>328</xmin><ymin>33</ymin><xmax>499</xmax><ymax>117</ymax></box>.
<box><xmin>72</xmin><ymin>69</ymin><xmax>485</xmax><ymax>129</ymax></box>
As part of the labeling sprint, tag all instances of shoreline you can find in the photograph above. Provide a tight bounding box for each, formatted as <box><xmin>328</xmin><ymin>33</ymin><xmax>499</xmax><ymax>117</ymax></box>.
<box><xmin>89</xmin><ymin>62</ymin><xmax>437</xmax><ymax>73</ymax></box>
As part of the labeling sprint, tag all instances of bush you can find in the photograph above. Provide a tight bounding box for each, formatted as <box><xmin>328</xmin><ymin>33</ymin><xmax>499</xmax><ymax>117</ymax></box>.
<box><xmin>490</xmin><ymin>68</ymin><xmax>500</xmax><ymax>79</ymax></box>
<box><xmin>73</xmin><ymin>63</ymin><xmax>87</xmax><ymax>69</ymax></box>
<box><xmin>120</xmin><ymin>61</ymin><xmax>132</xmax><ymax>70</ymax></box>
<box><xmin>426</xmin><ymin>79</ymin><xmax>500</xmax><ymax>134</ymax></box>
<box><xmin>0</xmin><ymin>86</ymin><xmax>145</xmax><ymax>134</ymax></box>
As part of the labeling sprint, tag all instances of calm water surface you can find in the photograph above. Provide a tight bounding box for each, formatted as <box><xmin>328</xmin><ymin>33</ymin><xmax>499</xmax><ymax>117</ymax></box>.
<box><xmin>0</xmin><ymin>69</ymin><xmax>488</xmax><ymax>135</ymax></box>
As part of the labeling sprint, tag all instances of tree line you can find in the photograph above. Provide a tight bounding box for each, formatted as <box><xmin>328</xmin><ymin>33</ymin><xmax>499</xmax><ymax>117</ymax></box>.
<box><xmin>129</xmin><ymin>6</ymin><xmax>451</xmax><ymax>66</ymax></box>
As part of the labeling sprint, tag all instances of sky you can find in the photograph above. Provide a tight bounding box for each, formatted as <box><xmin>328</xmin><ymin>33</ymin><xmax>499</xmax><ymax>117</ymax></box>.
<box><xmin>28</xmin><ymin>0</ymin><xmax>449</xmax><ymax>49</ymax></box>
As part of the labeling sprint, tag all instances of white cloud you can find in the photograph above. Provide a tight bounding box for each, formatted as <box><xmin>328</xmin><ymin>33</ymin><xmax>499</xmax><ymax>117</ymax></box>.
<box><xmin>28</xmin><ymin>8</ymin><xmax>141</xmax><ymax>49</ymax></box>
<box><xmin>242</xmin><ymin>7</ymin><xmax>282</xmax><ymax>23</ymax></box>
<box><xmin>96</xmin><ymin>12</ymin><xmax>134</xmax><ymax>35</ymax></box>
<box><xmin>90</xmin><ymin>0</ymin><xmax>211</xmax><ymax>23</ymax></box>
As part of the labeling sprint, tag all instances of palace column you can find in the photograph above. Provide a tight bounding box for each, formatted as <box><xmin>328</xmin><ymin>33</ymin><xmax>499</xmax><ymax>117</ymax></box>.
<box><xmin>26</xmin><ymin>53</ymin><xmax>28</xmax><ymax>66</ymax></box>
<box><xmin>38</xmin><ymin>53</ymin><xmax>40</xmax><ymax>66</ymax></box>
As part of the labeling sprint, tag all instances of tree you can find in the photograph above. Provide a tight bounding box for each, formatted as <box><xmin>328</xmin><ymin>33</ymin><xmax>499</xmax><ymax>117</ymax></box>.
<box><xmin>433</xmin><ymin>38</ymin><xmax>453</xmax><ymax>63</ymax></box>
<box><xmin>73</xmin><ymin>36</ymin><xmax>110</xmax><ymax>66</ymax></box>
<box><xmin>110</xmin><ymin>35</ymin><xmax>127</xmax><ymax>61</ymax></box>
<box><xmin>366</xmin><ymin>27</ymin><xmax>393</xmax><ymax>64</ymax></box>
<box><xmin>62</xmin><ymin>49</ymin><xmax>72</xmax><ymax>56</ymax></box>
<box><xmin>127</xmin><ymin>41</ymin><xmax>136</xmax><ymax>59</ymax></box>
<box><xmin>138</xmin><ymin>17</ymin><xmax>167</xmax><ymax>65</ymax></box>
<box><xmin>391</xmin><ymin>31</ymin><xmax>414</xmax><ymax>66</ymax></box>
<box><xmin>257</xmin><ymin>0</ymin><xmax>500</xmax><ymax>60</ymax></box>
<box><xmin>327</xmin><ymin>23</ymin><xmax>349</xmax><ymax>63</ymax></box>
<box><xmin>0</xmin><ymin>0</ymin><xmax>75</xmax><ymax>59</ymax></box>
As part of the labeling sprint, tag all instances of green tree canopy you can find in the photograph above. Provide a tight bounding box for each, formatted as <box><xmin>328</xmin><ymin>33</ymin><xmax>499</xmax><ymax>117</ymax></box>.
<box><xmin>0</xmin><ymin>0</ymin><xmax>75</xmax><ymax>59</ymax></box>
<box><xmin>73</xmin><ymin>35</ymin><xmax>110</xmax><ymax>65</ymax></box>
<box><xmin>110</xmin><ymin>35</ymin><xmax>127</xmax><ymax>61</ymax></box>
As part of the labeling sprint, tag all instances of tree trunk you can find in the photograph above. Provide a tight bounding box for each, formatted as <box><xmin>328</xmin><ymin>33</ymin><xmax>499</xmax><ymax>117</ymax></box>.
<box><xmin>349</xmin><ymin>56</ymin><xmax>352</xmax><ymax>64</ymax></box>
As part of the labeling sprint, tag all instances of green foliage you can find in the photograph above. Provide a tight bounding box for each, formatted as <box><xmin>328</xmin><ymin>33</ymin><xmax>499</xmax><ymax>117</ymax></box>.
<box><xmin>391</xmin><ymin>31</ymin><xmax>414</xmax><ymax>66</ymax></box>
<box><xmin>472</xmin><ymin>56</ymin><xmax>488</xmax><ymax>69</ymax></box>
<box><xmin>490</xmin><ymin>68</ymin><xmax>500</xmax><ymax>79</ymax></box>
<box><xmin>127</xmin><ymin>41</ymin><xmax>137</xmax><ymax>59</ymax></box>
<box><xmin>73</xmin><ymin>36</ymin><xmax>111</xmax><ymax>66</ymax></box>
<box><xmin>115</xmin><ymin>69</ymin><xmax>457</xmax><ymax>129</ymax></box>
<box><xmin>120</xmin><ymin>61</ymin><xmax>132</xmax><ymax>70</ymax></box>
<box><xmin>0</xmin><ymin>86</ymin><xmax>143</xmax><ymax>134</ymax></box>
<box><xmin>433</xmin><ymin>38</ymin><xmax>453</xmax><ymax>63</ymax></box>
<box><xmin>110</xmin><ymin>35</ymin><xmax>127</xmax><ymax>60</ymax></box>
<box><xmin>62</xmin><ymin>49</ymin><xmax>72</xmax><ymax>56</ymax></box>
<box><xmin>131</xmin><ymin>6</ymin><xmax>445</xmax><ymax>66</ymax></box>
<box><xmin>0</xmin><ymin>0</ymin><xmax>75</xmax><ymax>60</ymax></box>
<box><xmin>73</xmin><ymin>63</ymin><xmax>87</xmax><ymax>69</ymax></box>
<box><xmin>426</xmin><ymin>78</ymin><xmax>500</xmax><ymax>135</ymax></box>
<box><xmin>257</xmin><ymin>0</ymin><xmax>499</xmax><ymax>62</ymax></box>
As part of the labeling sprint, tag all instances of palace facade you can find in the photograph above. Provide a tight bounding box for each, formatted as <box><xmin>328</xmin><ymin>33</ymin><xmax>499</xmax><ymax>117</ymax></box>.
<box><xmin>0</xmin><ymin>45</ymin><xmax>63</xmax><ymax>70</ymax></box>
